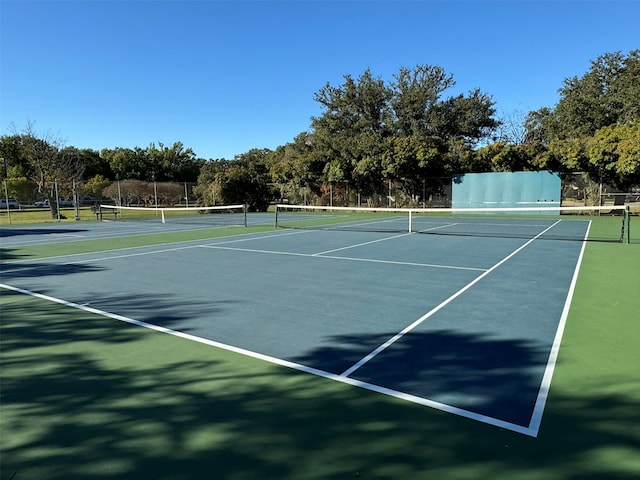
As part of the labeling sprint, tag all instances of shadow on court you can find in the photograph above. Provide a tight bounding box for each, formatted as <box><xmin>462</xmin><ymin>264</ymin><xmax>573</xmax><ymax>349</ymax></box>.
<box><xmin>0</xmin><ymin>248</ymin><xmax>32</xmax><ymax>262</ymax></box>
<box><xmin>293</xmin><ymin>330</ymin><xmax>546</xmax><ymax>427</ymax></box>
<box><xmin>0</xmin><ymin>227</ymin><xmax>88</xmax><ymax>238</ymax></box>
<box><xmin>79</xmin><ymin>292</ymin><xmax>245</xmax><ymax>333</ymax></box>
<box><xmin>0</xmin><ymin>262</ymin><xmax>106</xmax><ymax>280</ymax></box>
<box><xmin>1</xmin><ymin>289</ymin><xmax>637</xmax><ymax>480</ymax></box>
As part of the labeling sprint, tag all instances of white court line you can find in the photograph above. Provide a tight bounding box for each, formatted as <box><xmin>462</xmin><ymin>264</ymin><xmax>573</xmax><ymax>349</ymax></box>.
<box><xmin>1</xmin><ymin>221</ymin><xmax>577</xmax><ymax>436</ymax></box>
<box><xmin>417</xmin><ymin>223</ymin><xmax>458</xmax><ymax>233</ymax></box>
<box><xmin>198</xmin><ymin>244</ymin><xmax>486</xmax><ymax>272</ymax></box>
<box><xmin>0</xmin><ymin>244</ymin><xmax>204</xmax><ymax>274</ymax></box>
<box><xmin>203</xmin><ymin>229</ymin><xmax>312</xmax><ymax>246</ymax></box>
<box><xmin>0</xmin><ymin>282</ymin><xmax>534</xmax><ymax>436</ymax></box>
<box><xmin>312</xmin><ymin>232</ymin><xmax>412</xmax><ymax>255</ymax></box>
<box><xmin>320</xmin><ymin>254</ymin><xmax>486</xmax><ymax>272</ymax></box>
<box><xmin>0</xmin><ymin>229</ymin><xmax>304</xmax><ymax>267</ymax></box>
<box><xmin>332</xmin><ymin>217</ymin><xmax>404</xmax><ymax>229</ymax></box>
<box><xmin>58</xmin><ymin>230</ymin><xmax>312</xmax><ymax>265</ymax></box>
<box><xmin>525</xmin><ymin>221</ymin><xmax>591</xmax><ymax>433</ymax></box>
<box><xmin>71</xmin><ymin>230</ymin><xmax>313</xmax><ymax>264</ymax></box>
<box><xmin>339</xmin><ymin>220</ymin><xmax>562</xmax><ymax>379</ymax></box>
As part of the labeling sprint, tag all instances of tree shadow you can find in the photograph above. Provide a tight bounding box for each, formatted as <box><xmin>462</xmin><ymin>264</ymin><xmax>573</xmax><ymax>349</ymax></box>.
<box><xmin>1</xmin><ymin>290</ymin><xmax>638</xmax><ymax>480</ymax></box>
<box><xmin>0</xmin><ymin>248</ymin><xmax>32</xmax><ymax>262</ymax></box>
<box><xmin>75</xmin><ymin>291</ymin><xmax>244</xmax><ymax>331</ymax></box>
<box><xmin>0</xmin><ymin>250</ymin><xmax>242</xmax><ymax>337</ymax></box>
<box><xmin>0</xmin><ymin>262</ymin><xmax>106</xmax><ymax>280</ymax></box>
<box><xmin>0</xmin><ymin>227</ymin><xmax>88</xmax><ymax>238</ymax></box>
<box><xmin>0</xmin><ymin>286</ymin><xmax>240</xmax><ymax>349</ymax></box>
<box><xmin>293</xmin><ymin>330</ymin><xmax>548</xmax><ymax>427</ymax></box>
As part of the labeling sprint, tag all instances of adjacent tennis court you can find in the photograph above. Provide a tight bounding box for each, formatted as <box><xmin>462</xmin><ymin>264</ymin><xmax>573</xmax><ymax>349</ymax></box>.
<box><xmin>1</xmin><ymin>207</ymin><xmax>638</xmax><ymax>479</ymax></box>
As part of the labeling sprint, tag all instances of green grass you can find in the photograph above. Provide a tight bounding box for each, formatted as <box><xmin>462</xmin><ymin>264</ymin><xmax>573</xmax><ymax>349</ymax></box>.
<box><xmin>1</xmin><ymin>227</ymin><xmax>639</xmax><ymax>479</ymax></box>
<box><xmin>0</xmin><ymin>224</ymin><xmax>274</xmax><ymax>262</ymax></box>
<box><xmin>0</xmin><ymin>207</ymin><xmax>98</xmax><ymax>225</ymax></box>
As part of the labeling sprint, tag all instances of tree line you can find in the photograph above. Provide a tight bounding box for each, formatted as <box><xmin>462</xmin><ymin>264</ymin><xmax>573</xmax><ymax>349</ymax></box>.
<box><xmin>1</xmin><ymin>50</ymin><xmax>638</xmax><ymax>216</ymax></box>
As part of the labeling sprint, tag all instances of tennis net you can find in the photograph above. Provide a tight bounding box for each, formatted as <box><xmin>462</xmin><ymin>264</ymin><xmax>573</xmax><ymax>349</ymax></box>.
<box><xmin>274</xmin><ymin>204</ymin><xmax>630</xmax><ymax>242</ymax></box>
<box><xmin>99</xmin><ymin>204</ymin><xmax>247</xmax><ymax>227</ymax></box>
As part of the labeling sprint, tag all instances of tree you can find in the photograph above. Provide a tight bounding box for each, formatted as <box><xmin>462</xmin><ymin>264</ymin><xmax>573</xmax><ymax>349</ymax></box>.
<box><xmin>146</xmin><ymin>142</ymin><xmax>200</xmax><ymax>182</ymax></box>
<box><xmin>265</xmin><ymin>132</ymin><xmax>322</xmax><ymax>204</ymax></box>
<box><xmin>427</xmin><ymin>89</ymin><xmax>499</xmax><ymax>144</ymax></box>
<box><xmin>524</xmin><ymin>107</ymin><xmax>556</xmax><ymax>144</ymax></box>
<box><xmin>390</xmin><ymin>66</ymin><xmax>498</xmax><ymax>202</ymax></box>
<box><xmin>309</xmin><ymin>65</ymin><xmax>499</xmax><ymax>205</ymax></box>
<box><xmin>193</xmin><ymin>159</ymin><xmax>231</xmax><ymax>205</ymax></box>
<box><xmin>83</xmin><ymin>174</ymin><xmax>111</xmax><ymax>199</ymax></box>
<box><xmin>382</xmin><ymin>135</ymin><xmax>448</xmax><ymax>202</ymax></box>
<box><xmin>494</xmin><ymin>109</ymin><xmax>528</xmax><ymax>145</ymax></box>
<box><xmin>12</xmin><ymin>122</ymin><xmax>84</xmax><ymax>218</ymax></box>
<box><xmin>101</xmin><ymin>142</ymin><xmax>202</xmax><ymax>183</ymax></box>
<box><xmin>527</xmin><ymin>50</ymin><xmax>640</xmax><ymax>143</ymax></box>
<box><xmin>196</xmin><ymin>150</ymin><xmax>274</xmax><ymax>211</ymax></box>
<box><xmin>0</xmin><ymin>134</ymin><xmax>36</xmax><ymax>201</ymax></box>
<box><xmin>587</xmin><ymin>122</ymin><xmax>640</xmax><ymax>190</ymax></box>
<box><xmin>103</xmin><ymin>179</ymin><xmax>147</xmax><ymax>206</ymax></box>
<box><xmin>311</xmin><ymin>69</ymin><xmax>392</xmax><ymax>201</ymax></box>
<box><xmin>488</xmin><ymin>142</ymin><xmax>546</xmax><ymax>172</ymax></box>
<box><xmin>61</xmin><ymin>147</ymin><xmax>112</xmax><ymax>180</ymax></box>
<box><xmin>390</xmin><ymin>65</ymin><xmax>454</xmax><ymax>137</ymax></box>
<box><xmin>101</xmin><ymin>147</ymin><xmax>146</xmax><ymax>180</ymax></box>
<box><xmin>0</xmin><ymin>134</ymin><xmax>31</xmax><ymax>178</ymax></box>
<box><xmin>519</xmin><ymin>50</ymin><xmax>640</xmax><ymax>191</ymax></box>
<box><xmin>544</xmin><ymin>137</ymin><xmax>590</xmax><ymax>172</ymax></box>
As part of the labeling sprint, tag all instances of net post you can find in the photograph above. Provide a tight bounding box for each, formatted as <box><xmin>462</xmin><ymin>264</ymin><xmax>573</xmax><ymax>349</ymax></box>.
<box><xmin>408</xmin><ymin>210</ymin><xmax>413</xmax><ymax>233</ymax></box>
<box><xmin>625</xmin><ymin>206</ymin><xmax>630</xmax><ymax>244</ymax></box>
<box><xmin>243</xmin><ymin>204</ymin><xmax>248</xmax><ymax>227</ymax></box>
<box><xmin>274</xmin><ymin>205</ymin><xmax>279</xmax><ymax>228</ymax></box>
<box><xmin>161</xmin><ymin>209</ymin><xmax>166</xmax><ymax>224</ymax></box>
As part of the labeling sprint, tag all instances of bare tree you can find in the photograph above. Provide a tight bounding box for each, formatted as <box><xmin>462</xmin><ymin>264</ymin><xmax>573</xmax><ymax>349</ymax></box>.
<box><xmin>13</xmin><ymin>122</ymin><xmax>84</xmax><ymax>218</ymax></box>
<box><xmin>495</xmin><ymin>108</ymin><xmax>528</xmax><ymax>145</ymax></box>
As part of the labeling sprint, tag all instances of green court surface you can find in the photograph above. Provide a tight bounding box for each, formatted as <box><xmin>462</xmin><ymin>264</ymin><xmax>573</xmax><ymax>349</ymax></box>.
<box><xmin>1</xmin><ymin>221</ymin><xmax>639</xmax><ymax>480</ymax></box>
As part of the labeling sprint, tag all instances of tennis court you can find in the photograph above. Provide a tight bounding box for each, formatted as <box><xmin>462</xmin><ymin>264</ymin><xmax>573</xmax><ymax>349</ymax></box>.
<box><xmin>1</xmin><ymin>207</ymin><xmax>611</xmax><ymax>437</ymax></box>
<box><xmin>2</xmin><ymin>207</ymin><xmax>639</xmax><ymax>480</ymax></box>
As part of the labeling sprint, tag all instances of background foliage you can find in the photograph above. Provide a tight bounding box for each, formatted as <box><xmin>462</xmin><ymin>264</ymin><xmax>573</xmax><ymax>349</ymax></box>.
<box><xmin>1</xmin><ymin>52</ymin><xmax>638</xmax><ymax>213</ymax></box>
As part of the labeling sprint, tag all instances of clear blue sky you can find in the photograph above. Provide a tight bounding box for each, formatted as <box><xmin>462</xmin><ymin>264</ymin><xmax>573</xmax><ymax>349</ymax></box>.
<box><xmin>1</xmin><ymin>0</ymin><xmax>638</xmax><ymax>160</ymax></box>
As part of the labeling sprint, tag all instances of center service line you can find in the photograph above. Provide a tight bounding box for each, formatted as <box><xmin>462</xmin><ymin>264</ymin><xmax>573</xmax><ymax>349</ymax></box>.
<box><xmin>340</xmin><ymin>220</ymin><xmax>562</xmax><ymax>378</ymax></box>
<box><xmin>312</xmin><ymin>232</ymin><xmax>412</xmax><ymax>256</ymax></box>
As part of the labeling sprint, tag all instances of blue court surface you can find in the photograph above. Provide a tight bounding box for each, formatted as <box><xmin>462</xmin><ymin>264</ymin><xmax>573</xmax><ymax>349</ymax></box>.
<box><xmin>0</xmin><ymin>219</ymin><xmax>587</xmax><ymax>436</ymax></box>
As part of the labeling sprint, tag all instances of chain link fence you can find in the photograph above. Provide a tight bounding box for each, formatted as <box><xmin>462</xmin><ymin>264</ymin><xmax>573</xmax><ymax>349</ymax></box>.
<box><xmin>3</xmin><ymin>174</ymin><xmax>639</xmax><ymax>212</ymax></box>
